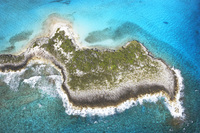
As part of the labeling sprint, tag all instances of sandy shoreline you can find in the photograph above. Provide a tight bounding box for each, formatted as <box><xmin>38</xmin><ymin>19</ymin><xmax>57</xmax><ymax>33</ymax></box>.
<box><xmin>0</xmin><ymin>16</ymin><xmax>185</xmax><ymax>119</ymax></box>
<box><xmin>14</xmin><ymin>14</ymin><xmax>82</xmax><ymax>56</ymax></box>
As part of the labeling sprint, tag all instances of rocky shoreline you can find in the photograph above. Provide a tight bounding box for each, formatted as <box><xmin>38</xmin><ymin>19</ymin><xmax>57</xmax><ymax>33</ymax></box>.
<box><xmin>0</xmin><ymin>36</ymin><xmax>178</xmax><ymax>107</ymax></box>
<box><xmin>0</xmin><ymin>46</ymin><xmax>175</xmax><ymax>107</ymax></box>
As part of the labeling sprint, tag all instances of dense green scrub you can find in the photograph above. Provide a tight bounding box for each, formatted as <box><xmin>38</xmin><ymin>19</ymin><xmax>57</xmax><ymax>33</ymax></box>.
<box><xmin>41</xmin><ymin>30</ymin><xmax>159</xmax><ymax>90</ymax></box>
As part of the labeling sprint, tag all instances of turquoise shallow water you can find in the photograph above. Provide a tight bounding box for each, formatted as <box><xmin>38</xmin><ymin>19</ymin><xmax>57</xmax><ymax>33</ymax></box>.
<box><xmin>0</xmin><ymin>0</ymin><xmax>200</xmax><ymax>132</ymax></box>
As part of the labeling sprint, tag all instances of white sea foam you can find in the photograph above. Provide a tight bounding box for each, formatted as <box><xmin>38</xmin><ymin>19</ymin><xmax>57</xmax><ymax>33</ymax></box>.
<box><xmin>30</xmin><ymin>64</ymin><xmax>46</xmax><ymax>75</ymax></box>
<box><xmin>0</xmin><ymin>68</ymin><xmax>27</xmax><ymax>91</ymax></box>
<box><xmin>164</xmin><ymin>68</ymin><xmax>185</xmax><ymax>119</ymax></box>
<box><xmin>23</xmin><ymin>74</ymin><xmax>62</xmax><ymax>98</ymax></box>
<box><xmin>0</xmin><ymin>60</ymin><xmax>63</xmax><ymax>99</ymax></box>
<box><xmin>56</xmin><ymin>68</ymin><xmax>185</xmax><ymax>119</ymax></box>
<box><xmin>38</xmin><ymin>103</ymin><xmax>42</xmax><ymax>108</ymax></box>
<box><xmin>41</xmin><ymin>75</ymin><xmax>62</xmax><ymax>97</ymax></box>
<box><xmin>23</xmin><ymin>76</ymin><xmax>41</xmax><ymax>88</ymax></box>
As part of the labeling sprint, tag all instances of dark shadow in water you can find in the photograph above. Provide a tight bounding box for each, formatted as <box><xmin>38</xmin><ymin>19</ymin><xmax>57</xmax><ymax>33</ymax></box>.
<box><xmin>196</xmin><ymin>30</ymin><xmax>199</xmax><ymax>35</ymax></box>
<box><xmin>84</xmin><ymin>22</ymin><xmax>136</xmax><ymax>43</ymax></box>
<box><xmin>50</xmin><ymin>0</ymin><xmax>70</xmax><ymax>5</ymax></box>
<box><xmin>163</xmin><ymin>21</ymin><xmax>169</xmax><ymax>24</ymax></box>
<box><xmin>0</xmin><ymin>36</ymin><xmax>14</xmax><ymax>53</ymax></box>
<box><xmin>2</xmin><ymin>46</ymin><xmax>15</xmax><ymax>53</ymax></box>
<box><xmin>85</xmin><ymin>28</ymin><xmax>113</xmax><ymax>43</ymax></box>
<box><xmin>85</xmin><ymin>22</ymin><xmax>153</xmax><ymax>43</ymax></box>
<box><xmin>9</xmin><ymin>31</ymin><xmax>33</xmax><ymax>45</ymax></box>
<box><xmin>0</xmin><ymin>36</ymin><xmax>5</xmax><ymax>40</ymax></box>
<box><xmin>1</xmin><ymin>31</ymin><xmax>33</xmax><ymax>53</ymax></box>
<box><xmin>112</xmin><ymin>22</ymin><xmax>141</xmax><ymax>40</ymax></box>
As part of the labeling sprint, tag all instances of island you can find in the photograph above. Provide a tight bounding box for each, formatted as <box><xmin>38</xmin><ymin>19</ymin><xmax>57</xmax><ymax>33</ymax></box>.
<box><xmin>0</xmin><ymin>17</ymin><xmax>184</xmax><ymax>118</ymax></box>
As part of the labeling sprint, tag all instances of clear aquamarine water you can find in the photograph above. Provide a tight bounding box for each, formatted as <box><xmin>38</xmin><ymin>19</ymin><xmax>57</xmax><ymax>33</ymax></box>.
<box><xmin>0</xmin><ymin>0</ymin><xmax>200</xmax><ymax>132</ymax></box>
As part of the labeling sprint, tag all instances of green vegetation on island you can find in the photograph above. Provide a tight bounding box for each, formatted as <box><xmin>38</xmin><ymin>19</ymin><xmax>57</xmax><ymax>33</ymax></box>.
<box><xmin>39</xmin><ymin>30</ymin><xmax>160</xmax><ymax>91</ymax></box>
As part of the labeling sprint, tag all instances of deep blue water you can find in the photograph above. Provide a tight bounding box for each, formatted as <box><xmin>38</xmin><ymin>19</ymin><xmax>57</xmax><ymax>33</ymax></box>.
<box><xmin>0</xmin><ymin>0</ymin><xmax>200</xmax><ymax>132</ymax></box>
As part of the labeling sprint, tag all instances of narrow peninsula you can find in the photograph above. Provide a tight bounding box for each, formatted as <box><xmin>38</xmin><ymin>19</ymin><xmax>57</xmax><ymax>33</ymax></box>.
<box><xmin>0</xmin><ymin>18</ymin><xmax>184</xmax><ymax>118</ymax></box>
